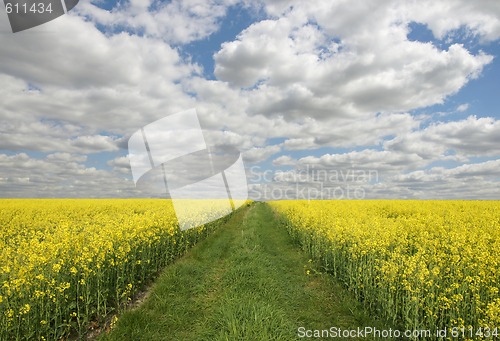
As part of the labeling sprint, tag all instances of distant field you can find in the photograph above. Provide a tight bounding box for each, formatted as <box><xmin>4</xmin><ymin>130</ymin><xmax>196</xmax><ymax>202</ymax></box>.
<box><xmin>270</xmin><ymin>200</ymin><xmax>500</xmax><ymax>338</ymax></box>
<box><xmin>2</xmin><ymin>199</ymin><xmax>499</xmax><ymax>340</ymax></box>
<box><xmin>0</xmin><ymin>199</ymin><xmax>233</xmax><ymax>340</ymax></box>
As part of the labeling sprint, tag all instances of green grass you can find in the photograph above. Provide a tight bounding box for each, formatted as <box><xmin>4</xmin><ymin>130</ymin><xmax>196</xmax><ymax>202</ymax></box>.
<box><xmin>98</xmin><ymin>202</ymin><xmax>389</xmax><ymax>340</ymax></box>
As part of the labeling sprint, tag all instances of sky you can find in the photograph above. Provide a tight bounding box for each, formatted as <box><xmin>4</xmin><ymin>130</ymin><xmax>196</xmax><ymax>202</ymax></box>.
<box><xmin>0</xmin><ymin>0</ymin><xmax>499</xmax><ymax>200</ymax></box>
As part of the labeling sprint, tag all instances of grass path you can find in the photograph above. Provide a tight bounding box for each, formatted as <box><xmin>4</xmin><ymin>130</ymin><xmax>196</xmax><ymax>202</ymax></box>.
<box><xmin>99</xmin><ymin>202</ymin><xmax>386</xmax><ymax>340</ymax></box>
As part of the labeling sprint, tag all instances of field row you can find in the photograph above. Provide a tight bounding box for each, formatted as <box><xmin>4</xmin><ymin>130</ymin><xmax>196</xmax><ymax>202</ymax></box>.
<box><xmin>0</xmin><ymin>199</ymin><xmax>234</xmax><ymax>340</ymax></box>
<box><xmin>270</xmin><ymin>200</ymin><xmax>500</xmax><ymax>340</ymax></box>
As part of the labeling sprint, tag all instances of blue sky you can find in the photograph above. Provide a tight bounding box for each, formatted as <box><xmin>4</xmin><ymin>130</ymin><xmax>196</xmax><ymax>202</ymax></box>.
<box><xmin>0</xmin><ymin>0</ymin><xmax>499</xmax><ymax>199</ymax></box>
<box><xmin>408</xmin><ymin>23</ymin><xmax>500</xmax><ymax>117</ymax></box>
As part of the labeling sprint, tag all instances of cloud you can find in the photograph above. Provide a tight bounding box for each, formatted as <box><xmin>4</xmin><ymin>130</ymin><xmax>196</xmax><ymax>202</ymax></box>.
<box><xmin>282</xmin><ymin>137</ymin><xmax>316</xmax><ymax>151</ymax></box>
<box><xmin>456</xmin><ymin>103</ymin><xmax>469</xmax><ymax>112</ymax></box>
<box><xmin>257</xmin><ymin>114</ymin><xmax>500</xmax><ymax>200</ymax></box>
<box><xmin>258</xmin><ymin>0</ymin><xmax>500</xmax><ymax>42</ymax></box>
<box><xmin>279</xmin><ymin>149</ymin><xmax>426</xmax><ymax>176</ymax></box>
<box><xmin>272</xmin><ymin>155</ymin><xmax>295</xmax><ymax>166</ymax></box>
<box><xmin>0</xmin><ymin>153</ymin><xmax>142</xmax><ymax>197</ymax></box>
<box><xmin>279</xmin><ymin>112</ymin><xmax>419</xmax><ymax>149</ymax></box>
<box><xmin>0</xmin><ymin>14</ymin><xmax>200</xmax><ymax>154</ymax></box>
<box><xmin>406</xmin><ymin>0</ymin><xmax>500</xmax><ymax>42</ymax></box>
<box><xmin>250</xmin><ymin>157</ymin><xmax>500</xmax><ymax>200</ymax></box>
<box><xmin>107</xmin><ymin>156</ymin><xmax>132</xmax><ymax>174</ymax></box>
<box><xmin>0</xmin><ymin>16</ymin><xmax>194</xmax><ymax>89</ymax></box>
<box><xmin>46</xmin><ymin>153</ymin><xmax>87</xmax><ymax>163</ymax></box>
<box><xmin>76</xmin><ymin>0</ymin><xmax>238</xmax><ymax>44</ymax></box>
<box><xmin>242</xmin><ymin>144</ymin><xmax>281</xmax><ymax>163</ymax></box>
<box><xmin>386</xmin><ymin>159</ymin><xmax>500</xmax><ymax>199</ymax></box>
<box><xmin>1</xmin><ymin>0</ymin><xmax>499</xmax><ymax>199</ymax></box>
<box><xmin>0</xmin><ymin>117</ymin><xmax>122</xmax><ymax>154</ymax></box>
<box><xmin>385</xmin><ymin>115</ymin><xmax>500</xmax><ymax>159</ymax></box>
<box><xmin>214</xmin><ymin>1</ymin><xmax>493</xmax><ymax>122</ymax></box>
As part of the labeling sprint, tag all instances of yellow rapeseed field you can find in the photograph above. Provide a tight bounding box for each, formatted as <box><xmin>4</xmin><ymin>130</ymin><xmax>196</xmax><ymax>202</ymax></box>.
<box><xmin>270</xmin><ymin>200</ymin><xmax>500</xmax><ymax>340</ymax></box>
<box><xmin>0</xmin><ymin>199</ymin><xmax>233</xmax><ymax>340</ymax></box>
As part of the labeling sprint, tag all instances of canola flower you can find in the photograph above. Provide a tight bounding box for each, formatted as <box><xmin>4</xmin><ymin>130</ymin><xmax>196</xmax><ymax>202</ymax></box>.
<box><xmin>0</xmin><ymin>198</ymin><xmax>236</xmax><ymax>340</ymax></box>
<box><xmin>270</xmin><ymin>200</ymin><xmax>500</xmax><ymax>340</ymax></box>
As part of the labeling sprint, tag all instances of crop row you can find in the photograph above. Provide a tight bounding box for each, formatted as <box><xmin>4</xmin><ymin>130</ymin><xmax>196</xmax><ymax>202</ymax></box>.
<box><xmin>270</xmin><ymin>200</ymin><xmax>500</xmax><ymax>340</ymax></box>
<box><xmin>0</xmin><ymin>199</ymin><xmax>233</xmax><ymax>340</ymax></box>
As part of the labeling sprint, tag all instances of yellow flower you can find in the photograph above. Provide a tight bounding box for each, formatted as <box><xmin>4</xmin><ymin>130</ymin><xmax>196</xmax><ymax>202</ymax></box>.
<box><xmin>19</xmin><ymin>304</ymin><xmax>30</xmax><ymax>315</ymax></box>
<box><xmin>269</xmin><ymin>199</ymin><xmax>500</xmax><ymax>333</ymax></box>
